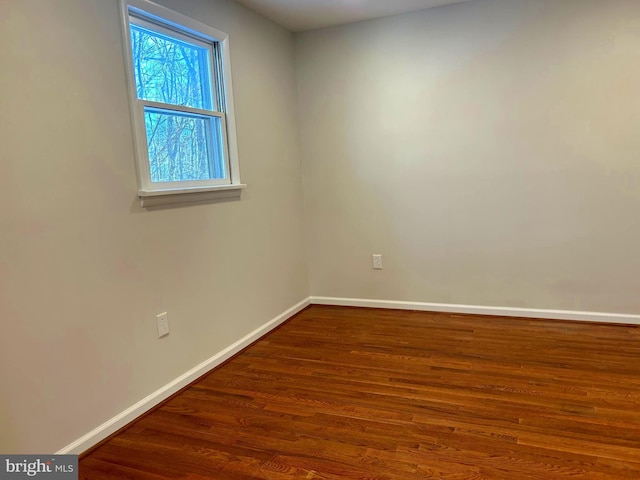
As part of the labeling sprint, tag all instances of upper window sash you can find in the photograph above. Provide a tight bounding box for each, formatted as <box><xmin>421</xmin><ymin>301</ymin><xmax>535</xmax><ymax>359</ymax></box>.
<box><xmin>128</xmin><ymin>15</ymin><xmax>219</xmax><ymax>112</ymax></box>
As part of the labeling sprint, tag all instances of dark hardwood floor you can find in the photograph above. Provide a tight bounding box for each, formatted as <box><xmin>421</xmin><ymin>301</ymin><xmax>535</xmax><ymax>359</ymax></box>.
<box><xmin>79</xmin><ymin>305</ymin><xmax>640</xmax><ymax>479</ymax></box>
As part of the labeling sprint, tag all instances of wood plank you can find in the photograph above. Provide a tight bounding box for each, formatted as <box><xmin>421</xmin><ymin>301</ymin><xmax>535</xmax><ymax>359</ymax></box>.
<box><xmin>80</xmin><ymin>305</ymin><xmax>640</xmax><ymax>479</ymax></box>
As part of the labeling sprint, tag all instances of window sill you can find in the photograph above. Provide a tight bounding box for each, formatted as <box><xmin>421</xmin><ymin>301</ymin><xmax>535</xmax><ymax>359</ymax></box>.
<box><xmin>138</xmin><ymin>184</ymin><xmax>247</xmax><ymax>207</ymax></box>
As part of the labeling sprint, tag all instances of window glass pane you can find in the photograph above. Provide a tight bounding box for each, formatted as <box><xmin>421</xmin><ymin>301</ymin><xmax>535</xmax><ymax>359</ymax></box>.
<box><xmin>144</xmin><ymin>109</ymin><xmax>226</xmax><ymax>183</ymax></box>
<box><xmin>130</xmin><ymin>23</ymin><xmax>213</xmax><ymax>110</ymax></box>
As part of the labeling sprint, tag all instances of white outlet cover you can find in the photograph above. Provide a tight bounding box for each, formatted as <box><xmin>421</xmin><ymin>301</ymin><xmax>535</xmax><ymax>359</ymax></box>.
<box><xmin>157</xmin><ymin>312</ymin><xmax>170</xmax><ymax>338</ymax></box>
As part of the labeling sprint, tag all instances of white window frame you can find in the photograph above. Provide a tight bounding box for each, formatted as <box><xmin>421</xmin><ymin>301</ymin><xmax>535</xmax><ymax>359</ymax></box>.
<box><xmin>120</xmin><ymin>0</ymin><xmax>245</xmax><ymax>206</ymax></box>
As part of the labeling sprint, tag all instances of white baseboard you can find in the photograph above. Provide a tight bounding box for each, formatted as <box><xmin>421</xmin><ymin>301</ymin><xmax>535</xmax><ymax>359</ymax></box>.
<box><xmin>310</xmin><ymin>296</ymin><xmax>640</xmax><ymax>325</ymax></box>
<box><xmin>57</xmin><ymin>297</ymin><xmax>311</xmax><ymax>455</ymax></box>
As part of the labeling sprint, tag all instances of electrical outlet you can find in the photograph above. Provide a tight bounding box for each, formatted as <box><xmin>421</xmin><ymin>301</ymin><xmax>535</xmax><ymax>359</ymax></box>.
<box><xmin>156</xmin><ymin>312</ymin><xmax>170</xmax><ymax>338</ymax></box>
<box><xmin>372</xmin><ymin>254</ymin><xmax>383</xmax><ymax>270</ymax></box>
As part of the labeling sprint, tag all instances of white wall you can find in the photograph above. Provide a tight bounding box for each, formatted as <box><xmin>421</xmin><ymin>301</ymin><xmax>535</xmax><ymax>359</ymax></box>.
<box><xmin>0</xmin><ymin>0</ymin><xmax>308</xmax><ymax>453</ymax></box>
<box><xmin>296</xmin><ymin>0</ymin><xmax>640</xmax><ymax>314</ymax></box>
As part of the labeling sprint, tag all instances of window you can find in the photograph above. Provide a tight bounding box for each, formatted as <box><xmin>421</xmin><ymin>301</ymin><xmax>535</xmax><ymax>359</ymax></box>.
<box><xmin>120</xmin><ymin>0</ymin><xmax>244</xmax><ymax>206</ymax></box>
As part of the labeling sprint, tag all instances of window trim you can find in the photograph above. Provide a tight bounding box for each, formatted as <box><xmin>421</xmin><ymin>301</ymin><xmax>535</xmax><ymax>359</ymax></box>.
<box><xmin>119</xmin><ymin>0</ymin><xmax>245</xmax><ymax>206</ymax></box>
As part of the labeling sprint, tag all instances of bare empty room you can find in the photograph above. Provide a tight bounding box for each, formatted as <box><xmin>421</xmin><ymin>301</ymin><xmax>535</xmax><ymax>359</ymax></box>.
<box><xmin>1</xmin><ymin>0</ymin><xmax>640</xmax><ymax>478</ymax></box>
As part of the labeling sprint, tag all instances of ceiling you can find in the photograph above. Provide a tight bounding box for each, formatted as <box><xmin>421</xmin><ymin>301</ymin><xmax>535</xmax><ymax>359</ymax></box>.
<box><xmin>234</xmin><ymin>0</ymin><xmax>475</xmax><ymax>32</ymax></box>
